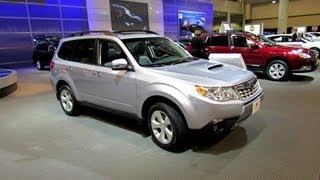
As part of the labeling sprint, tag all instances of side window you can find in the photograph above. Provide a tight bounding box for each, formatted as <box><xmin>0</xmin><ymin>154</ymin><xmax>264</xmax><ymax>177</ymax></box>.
<box><xmin>98</xmin><ymin>40</ymin><xmax>127</xmax><ymax>67</ymax></box>
<box><xmin>73</xmin><ymin>39</ymin><xmax>96</xmax><ymax>64</ymax></box>
<box><xmin>58</xmin><ymin>41</ymin><xmax>75</xmax><ymax>60</ymax></box>
<box><xmin>210</xmin><ymin>36</ymin><xmax>229</xmax><ymax>46</ymax></box>
<box><xmin>233</xmin><ymin>36</ymin><xmax>249</xmax><ymax>47</ymax></box>
<box><xmin>269</xmin><ymin>36</ymin><xmax>282</xmax><ymax>42</ymax></box>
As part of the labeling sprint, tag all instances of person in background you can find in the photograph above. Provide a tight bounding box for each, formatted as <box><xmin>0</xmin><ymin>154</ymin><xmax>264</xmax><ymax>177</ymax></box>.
<box><xmin>190</xmin><ymin>30</ymin><xmax>204</xmax><ymax>58</ymax></box>
<box><xmin>291</xmin><ymin>26</ymin><xmax>298</xmax><ymax>42</ymax></box>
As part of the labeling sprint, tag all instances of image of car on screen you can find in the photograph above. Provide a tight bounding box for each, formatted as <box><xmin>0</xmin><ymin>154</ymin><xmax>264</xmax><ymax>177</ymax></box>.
<box><xmin>111</xmin><ymin>3</ymin><xmax>148</xmax><ymax>30</ymax></box>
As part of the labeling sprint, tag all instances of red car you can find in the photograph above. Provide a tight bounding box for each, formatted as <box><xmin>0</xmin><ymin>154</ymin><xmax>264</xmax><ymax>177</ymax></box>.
<box><xmin>191</xmin><ymin>32</ymin><xmax>318</xmax><ymax>81</ymax></box>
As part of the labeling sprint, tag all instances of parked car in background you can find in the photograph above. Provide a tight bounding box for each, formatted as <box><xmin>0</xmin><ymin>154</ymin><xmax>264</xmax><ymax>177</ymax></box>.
<box><xmin>32</xmin><ymin>35</ymin><xmax>60</xmax><ymax>47</ymax></box>
<box><xmin>195</xmin><ymin>32</ymin><xmax>318</xmax><ymax>81</ymax></box>
<box><xmin>302</xmin><ymin>32</ymin><xmax>320</xmax><ymax>42</ymax></box>
<box><xmin>50</xmin><ymin>30</ymin><xmax>264</xmax><ymax>151</ymax></box>
<box><xmin>32</xmin><ymin>39</ymin><xmax>59</xmax><ymax>70</ymax></box>
<box><xmin>265</xmin><ymin>34</ymin><xmax>320</xmax><ymax>58</ymax></box>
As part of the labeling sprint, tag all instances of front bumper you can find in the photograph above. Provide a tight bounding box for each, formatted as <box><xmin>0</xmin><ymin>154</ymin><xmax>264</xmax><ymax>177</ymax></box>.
<box><xmin>292</xmin><ymin>61</ymin><xmax>318</xmax><ymax>73</ymax></box>
<box><xmin>184</xmin><ymin>89</ymin><xmax>264</xmax><ymax>130</ymax></box>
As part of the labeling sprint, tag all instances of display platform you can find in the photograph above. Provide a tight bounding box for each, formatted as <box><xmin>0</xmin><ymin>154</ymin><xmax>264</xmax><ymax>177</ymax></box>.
<box><xmin>0</xmin><ymin>69</ymin><xmax>18</xmax><ymax>98</ymax></box>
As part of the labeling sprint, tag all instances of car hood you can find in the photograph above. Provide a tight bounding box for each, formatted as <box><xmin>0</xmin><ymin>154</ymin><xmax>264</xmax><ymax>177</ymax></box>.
<box><xmin>149</xmin><ymin>60</ymin><xmax>254</xmax><ymax>86</ymax></box>
<box><xmin>267</xmin><ymin>44</ymin><xmax>309</xmax><ymax>52</ymax></box>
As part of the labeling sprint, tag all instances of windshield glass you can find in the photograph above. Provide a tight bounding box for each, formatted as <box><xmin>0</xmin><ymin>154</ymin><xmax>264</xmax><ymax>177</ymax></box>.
<box><xmin>310</xmin><ymin>32</ymin><xmax>320</xmax><ymax>37</ymax></box>
<box><xmin>122</xmin><ymin>37</ymin><xmax>193</xmax><ymax>67</ymax></box>
<box><xmin>253</xmin><ymin>34</ymin><xmax>275</xmax><ymax>45</ymax></box>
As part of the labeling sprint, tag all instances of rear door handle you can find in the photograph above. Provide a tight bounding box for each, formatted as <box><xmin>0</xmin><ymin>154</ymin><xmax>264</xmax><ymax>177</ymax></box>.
<box><xmin>66</xmin><ymin>66</ymin><xmax>72</xmax><ymax>71</ymax></box>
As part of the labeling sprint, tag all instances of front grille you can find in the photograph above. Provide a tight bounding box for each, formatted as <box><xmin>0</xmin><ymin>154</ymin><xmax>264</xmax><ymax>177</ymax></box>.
<box><xmin>234</xmin><ymin>78</ymin><xmax>259</xmax><ymax>100</ymax></box>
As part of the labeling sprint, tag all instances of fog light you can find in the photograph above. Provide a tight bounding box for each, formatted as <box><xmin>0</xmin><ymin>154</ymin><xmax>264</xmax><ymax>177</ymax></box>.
<box><xmin>213</xmin><ymin>124</ymin><xmax>218</xmax><ymax>131</ymax></box>
<box><xmin>302</xmin><ymin>66</ymin><xmax>312</xmax><ymax>71</ymax></box>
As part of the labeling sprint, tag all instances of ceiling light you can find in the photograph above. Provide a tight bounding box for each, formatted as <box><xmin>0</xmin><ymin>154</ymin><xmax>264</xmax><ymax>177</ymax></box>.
<box><xmin>272</xmin><ymin>0</ymin><xmax>276</xmax><ymax>3</ymax></box>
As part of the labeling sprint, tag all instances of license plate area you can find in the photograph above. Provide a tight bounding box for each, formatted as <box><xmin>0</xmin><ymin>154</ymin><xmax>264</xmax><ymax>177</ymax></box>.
<box><xmin>252</xmin><ymin>98</ymin><xmax>261</xmax><ymax>114</ymax></box>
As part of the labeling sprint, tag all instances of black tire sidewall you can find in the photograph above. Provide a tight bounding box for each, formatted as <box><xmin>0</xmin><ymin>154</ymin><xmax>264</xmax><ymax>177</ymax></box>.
<box><xmin>58</xmin><ymin>85</ymin><xmax>79</xmax><ymax>116</ymax></box>
<box><xmin>147</xmin><ymin>102</ymin><xmax>187</xmax><ymax>151</ymax></box>
<box><xmin>266</xmin><ymin>60</ymin><xmax>289</xmax><ymax>81</ymax></box>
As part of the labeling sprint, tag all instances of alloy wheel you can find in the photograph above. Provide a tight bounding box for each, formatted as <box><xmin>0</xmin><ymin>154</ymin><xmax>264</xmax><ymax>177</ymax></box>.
<box><xmin>60</xmin><ymin>89</ymin><xmax>73</xmax><ymax>112</ymax></box>
<box><xmin>150</xmin><ymin>110</ymin><xmax>173</xmax><ymax>144</ymax></box>
<box><xmin>36</xmin><ymin>60</ymin><xmax>42</xmax><ymax>70</ymax></box>
<box><xmin>268</xmin><ymin>63</ymin><xmax>286</xmax><ymax>80</ymax></box>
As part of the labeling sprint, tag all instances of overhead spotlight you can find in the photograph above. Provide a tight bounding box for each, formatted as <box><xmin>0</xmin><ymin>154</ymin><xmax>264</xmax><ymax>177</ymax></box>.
<box><xmin>272</xmin><ymin>0</ymin><xmax>276</xmax><ymax>3</ymax></box>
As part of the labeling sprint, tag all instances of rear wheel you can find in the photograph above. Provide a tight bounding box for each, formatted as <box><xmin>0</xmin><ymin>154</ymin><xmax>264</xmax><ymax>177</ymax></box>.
<box><xmin>266</xmin><ymin>60</ymin><xmax>289</xmax><ymax>81</ymax></box>
<box><xmin>148</xmin><ymin>103</ymin><xmax>187</xmax><ymax>151</ymax></box>
<box><xmin>36</xmin><ymin>60</ymin><xmax>44</xmax><ymax>70</ymax></box>
<box><xmin>58</xmin><ymin>85</ymin><xmax>79</xmax><ymax>116</ymax></box>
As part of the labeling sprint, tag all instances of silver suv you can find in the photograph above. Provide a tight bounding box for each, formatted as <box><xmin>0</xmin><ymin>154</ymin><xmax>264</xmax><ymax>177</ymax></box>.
<box><xmin>50</xmin><ymin>30</ymin><xmax>264</xmax><ymax>150</ymax></box>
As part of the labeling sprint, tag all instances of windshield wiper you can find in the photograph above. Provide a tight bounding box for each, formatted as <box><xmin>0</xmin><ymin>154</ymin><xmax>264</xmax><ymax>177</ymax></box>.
<box><xmin>171</xmin><ymin>57</ymin><xmax>198</xmax><ymax>65</ymax></box>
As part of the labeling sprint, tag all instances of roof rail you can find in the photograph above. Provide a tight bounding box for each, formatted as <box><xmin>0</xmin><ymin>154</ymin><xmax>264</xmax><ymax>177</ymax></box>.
<box><xmin>68</xmin><ymin>31</ymin><xmax>114</xmax><ymax>37</ymax></box>
<box><xmin>112</xmin><ymin>30</ymin><xmax>158</xmax><ymax>35</ymax></box>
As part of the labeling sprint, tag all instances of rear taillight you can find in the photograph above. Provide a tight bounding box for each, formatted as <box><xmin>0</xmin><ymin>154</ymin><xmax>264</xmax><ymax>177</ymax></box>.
<box><xmin>50</xmin><ymin>61</ymin><xmax>55</xmax><ymax>69</ymax></box>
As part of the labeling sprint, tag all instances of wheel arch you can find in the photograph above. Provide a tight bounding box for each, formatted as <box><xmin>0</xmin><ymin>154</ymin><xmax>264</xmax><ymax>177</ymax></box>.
<box><xmin>141</xmin><ymin>96</ymin><xmax>188</xmax><ymax>127</ymax></box>
<box><xmin>55</xmin><ymin>80</ymin><xmax>69</xmax><ymax>100</ymax></box>
<box><xmin>265</xmin><ymin>56</ymin><xmax>291</xmax><ymax>71</ymax></box>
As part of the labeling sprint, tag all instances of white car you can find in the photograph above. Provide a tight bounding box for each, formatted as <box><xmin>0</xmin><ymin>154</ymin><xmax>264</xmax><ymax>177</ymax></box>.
<box><xmin>302</xmin><ymin>32</ymin><xmax>320</xmax><ymax>42</ymax></box>
<box><xmin>265</xmin><ymin>34</ymin><xmax>320</xmax><ymax>58</ymax></box>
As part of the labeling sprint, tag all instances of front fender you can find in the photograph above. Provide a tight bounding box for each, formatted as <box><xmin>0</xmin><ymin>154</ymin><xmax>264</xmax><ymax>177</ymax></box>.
<box><xmin>137</xmin><ymin>83</ymin><xmax>195</xmax><ymax>128</ymax></box>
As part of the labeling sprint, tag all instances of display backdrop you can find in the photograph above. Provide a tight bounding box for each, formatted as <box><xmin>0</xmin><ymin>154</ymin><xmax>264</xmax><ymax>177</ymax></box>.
<box><xmin>110</xmin><ymin>0</ymin><xmax>149</xmax><ymax>31</ymax></box>
<box><xmin>0</xmin><ymin>0</ymin><xmax>89</xmax><ymax>67</ymax></box>
<box><xmin>178</xmin><ymin>10</ymin><xmax>205</xmax><ymax>37</ymax></box>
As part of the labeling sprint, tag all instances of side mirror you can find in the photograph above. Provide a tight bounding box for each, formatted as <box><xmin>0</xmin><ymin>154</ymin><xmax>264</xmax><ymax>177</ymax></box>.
<box><xmin>251</xmin><ymin>44</ymin><xmax>260</xmax><ymax>50</ymax></box>
<box><xmin>111</xmin><ymin>58</ymin><xmax>129</xmax><ymax>70</ymax></box>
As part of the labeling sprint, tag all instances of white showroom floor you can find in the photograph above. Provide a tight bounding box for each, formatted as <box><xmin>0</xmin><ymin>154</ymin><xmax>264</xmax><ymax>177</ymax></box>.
<box><xmin>0</xmin><ymin>65</ymin><xmax>320</xmax><ymax>180</ymax></box>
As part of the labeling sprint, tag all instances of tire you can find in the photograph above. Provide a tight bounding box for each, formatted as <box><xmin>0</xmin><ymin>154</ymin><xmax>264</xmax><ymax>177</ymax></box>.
<box><xmin>310</xmin><ymin>47</ymin><xmax>320</xmax><ymax>59</ymax></box>
<box><xmin>266</xmin><ymin>60</ymin><xmax>289</xmax><ymax>81</ymax></box>
<box><xmin>148</xmin><ymin>102</ymin><xmax>188</xmax><ymax>151</ymax></box>
<box><xmin>36</xmin><ymin>60</ymin><xmax>44</xmax><ymax>70</ymax></box>
<box><xmin>58</xmin><ymin>85</ymin><xmax>80</xmax><ymax>116</ymax></box>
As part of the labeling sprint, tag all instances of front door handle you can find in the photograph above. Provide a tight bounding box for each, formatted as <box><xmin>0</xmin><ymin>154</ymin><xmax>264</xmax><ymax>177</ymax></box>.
<box><xmin>93</xmin><ymin>72</ymin><xmax>101</xmax><ymax>77</ymax></box>
<box><xmin>66</xmin><ymin>66</ymin><xmax>72</xmax><ymax>71</ymax></box>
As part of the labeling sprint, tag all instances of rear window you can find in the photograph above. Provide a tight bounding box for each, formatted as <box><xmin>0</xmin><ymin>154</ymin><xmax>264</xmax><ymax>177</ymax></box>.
<box><xmin>58</xmin><ymin>41</ymin><xmax>76</xmax><ymax>60</ymax></box>
<box><xmin>207</xmin><ymin>36</ymin><xmax>229</xmax><ymax>46</ymax></box>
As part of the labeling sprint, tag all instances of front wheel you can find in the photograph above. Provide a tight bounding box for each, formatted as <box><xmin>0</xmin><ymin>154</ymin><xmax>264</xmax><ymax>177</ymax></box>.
<box><xmin>310</xmin><ymin>47</ymin><xmax>320</xmax><ymax>59</ymax></box>
<box><xmin>148</xmin><ymin>103</ymin><xmax>188</xmax><ymax>151</ymax></box>
<box><xmin>266</xmin><ymin>60</ymin><xmax>289</xmax><ymax>81</ymax></box>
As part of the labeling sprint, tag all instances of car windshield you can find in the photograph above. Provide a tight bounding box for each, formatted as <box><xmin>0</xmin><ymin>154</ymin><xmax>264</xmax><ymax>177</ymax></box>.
<box><xmin>309</xmin><ymin>32</ymin><xmax>320</xmax><ymax>37</ymax></box>
<box><xmin>122</xmin><ymin>37</ymin><xmax>195</xmax><ymax>67</ymax></box>
<box><xmin>253</xmin><ymin>34</ymin><xmax>275</xmax><ymax>45</ymax></box>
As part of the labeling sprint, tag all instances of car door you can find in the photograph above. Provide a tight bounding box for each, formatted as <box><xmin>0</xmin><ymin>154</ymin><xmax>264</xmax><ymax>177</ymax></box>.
<box><xmin>58</xmin><ymin>39</ymin><xmax>97</xmax><ymax>102</ymax></box>
<box><xmin>89</xmin><ymin>39</ymin><xmax>137</xmax><ymax>114</ymax></box>
<box><xmin>231</xmin><ymin>35</ymin><xmax>263</xmax><ymax>67</ymax></box>
<box><xmin>203</xmin><ymin>35</ymin><xmax>231</xmax><ymax>57</ymax></box>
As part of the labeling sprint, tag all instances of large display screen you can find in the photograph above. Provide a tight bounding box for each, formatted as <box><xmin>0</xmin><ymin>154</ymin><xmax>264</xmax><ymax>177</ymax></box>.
<box><xmin>110</xmin><ymin>0</ymin><xmax>149</xmax><ymax>31</ymax></box>
<box><xmin>178</xmin><ymin>11</ymin><xmax>205</xmax><ymax>37</ymax></box>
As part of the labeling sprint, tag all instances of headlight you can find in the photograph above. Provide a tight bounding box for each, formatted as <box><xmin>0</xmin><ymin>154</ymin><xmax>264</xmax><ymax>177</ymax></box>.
<box><xmin>299</xmin><ymin>53</ymin><xmax>311</xmax><ymax>59</ymax></box>
<box><xmin>195</xmin><ymin>85</ymin><xmax>240</xmax><ymax>102</ymax></box>
<box><xmin>292</xmin><ymin>50</ymin><xmax>311</xmax><ymax>59</ymax></box>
